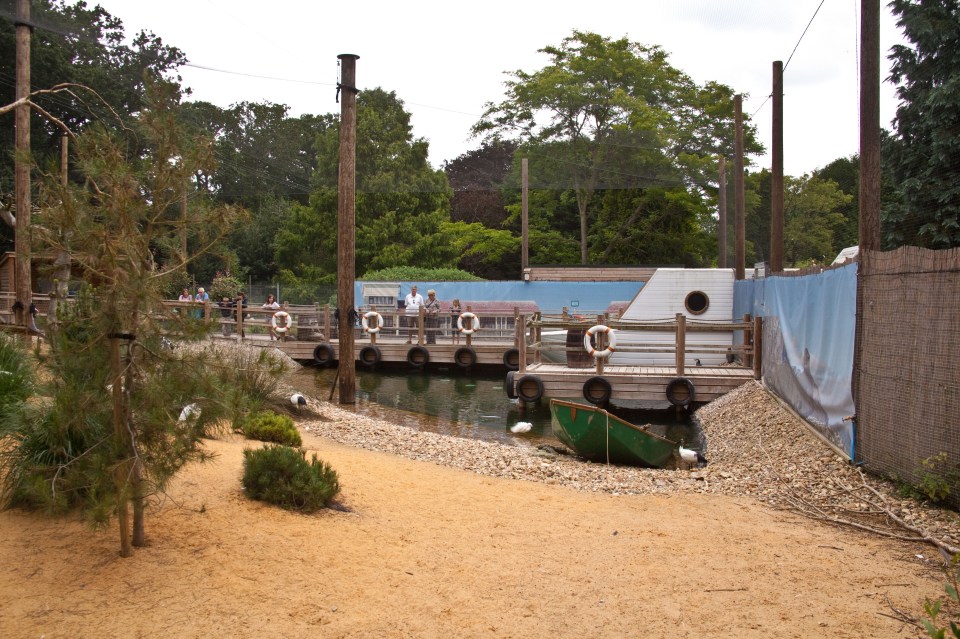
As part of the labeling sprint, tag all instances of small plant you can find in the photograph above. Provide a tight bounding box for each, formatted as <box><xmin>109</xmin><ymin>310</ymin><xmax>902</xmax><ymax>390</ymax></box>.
<box><xmin>241</xmin><ymin>445</ymin><xmax>340</xmax><ymax>512</ymax></box>
<box><xmin>923</xmin><ymin>554</ymin><xmax>960</xmax><ymax>639</ymax></box>
<box><xmin>917</xmin><ymin>453</ymin><xmax>960</xmax><ymax>504</ymax></box>
<box><xmin>242</xmin><ymin>411</ymin><xmax>302</xmax><ymax>447</ymax></box>
<box><xmin>209</xmin><ymin>271</ymin><xmax>244</xmax><ymax>302</ymax></box>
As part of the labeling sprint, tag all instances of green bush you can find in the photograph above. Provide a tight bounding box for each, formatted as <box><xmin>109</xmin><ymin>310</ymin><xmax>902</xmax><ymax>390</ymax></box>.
<box><xmin>241</xmin><ymin>445</ymin><xmax>340</xmax><ymax>512</ymax></box>
<box><xmin>0</xmin><ymin>334</ymin><xmax>34</xmax><ymax>413</ymax></box>
<box><xmin>242</xmin><ymin>411</ymin><xmax>302</xmax><ymax>447</ymax></box>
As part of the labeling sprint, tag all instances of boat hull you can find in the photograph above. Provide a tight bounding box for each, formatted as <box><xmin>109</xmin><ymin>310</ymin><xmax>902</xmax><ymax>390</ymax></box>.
<box><xmin>549</xmin><ymin>399</ymin><xmax>678</xmax><ymax>468</ymax></box>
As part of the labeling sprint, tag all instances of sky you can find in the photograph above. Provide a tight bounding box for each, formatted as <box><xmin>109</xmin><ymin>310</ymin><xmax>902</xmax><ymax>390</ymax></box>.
<box><xmin>92</xmin><ymin>0</ymin><xmax>908</xmax><ymax>177</ymax></box>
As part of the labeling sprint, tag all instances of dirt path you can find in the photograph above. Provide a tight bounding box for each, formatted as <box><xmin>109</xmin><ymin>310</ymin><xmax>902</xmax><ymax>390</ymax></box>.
<box><xmin>0</xmin><ymin>428</ymin><xmax>939</xmax><ymax>638</ymax></box>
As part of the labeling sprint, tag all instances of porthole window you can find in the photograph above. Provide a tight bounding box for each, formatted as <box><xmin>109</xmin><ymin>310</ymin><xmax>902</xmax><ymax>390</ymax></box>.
<box><xmin>685</xmin><ymin>290</ymin><xmax>709</xmax><ymax>315</ymax></box>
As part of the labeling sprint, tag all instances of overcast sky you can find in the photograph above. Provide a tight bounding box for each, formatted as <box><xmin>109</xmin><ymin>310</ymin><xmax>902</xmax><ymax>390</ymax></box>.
<box><xmin>93</xmin><ymin>0</ymin><xmax>907</xmax><ymax>177</ymax></box>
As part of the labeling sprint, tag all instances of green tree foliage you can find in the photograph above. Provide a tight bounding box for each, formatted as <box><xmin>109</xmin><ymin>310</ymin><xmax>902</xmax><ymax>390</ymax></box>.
<box><xmin>0</xmin><ymin>333</ymin><xmax>33</xmax><ymax>414</ymax></box>
<box><xmin>783</xmin><ymin>174</ymin><xmax>852</xmax><ymax>266</ymax></box>
<box><xmin>361</xmin><ymin>266</ymin><xmax>483</xmax><ymax>282</ymax></box>
<box><xmin>277</xmin><ymin>88</ymin><xmax>453</xmax><ymax>279</ymax></box>
<box><xmin>813</xmin><ymin>155</ymin><xmax>860</xmax><ymax>251</ymax></box>
<box><xmin>473</xmin><ymin>31</ymin><xmax>761</xmax><ymax>265</ymax></box>
<box><xmin>2</xmin><ymin>80</ymin><xmax>245</xmax><ymax>555</ymax></box>
<box><xmin>444</xmin><ymin>140</ymin><xmax>517</xmax><ymax>227</ymax></box>
<box><xmin>884</xmin><ymin>0</ymin><xmax>960</xmax><ymax>248</ymax></box>
<box><xmin>0</xmin><ymin>0</ymin><xmax>186</xmax><ymax>193</ymax></box>
<box><xmin>241</xmin><ymin>445</ymin><xmax>340</xmax><ymax>512</ymax></box>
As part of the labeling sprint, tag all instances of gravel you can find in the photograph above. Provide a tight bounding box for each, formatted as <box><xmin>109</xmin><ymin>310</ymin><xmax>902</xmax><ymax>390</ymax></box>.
<box><xmin>294</xmin><ymin>380</ymin><xmax>960</xmax><ymax>555</ymax></box>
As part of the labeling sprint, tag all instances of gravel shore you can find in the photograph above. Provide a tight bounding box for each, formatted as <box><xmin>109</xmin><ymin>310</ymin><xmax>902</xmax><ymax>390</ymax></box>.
<box><xmin>294</xmin><ymin>379</ymin><xmax>960</xmax><ymax>558</ymax></box>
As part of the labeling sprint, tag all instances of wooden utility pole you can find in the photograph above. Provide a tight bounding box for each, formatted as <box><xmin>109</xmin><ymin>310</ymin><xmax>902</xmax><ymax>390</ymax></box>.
<box><xmin>770</xmin><ymin>60</ymin><xmax>785</xmax><ymax>273</ymax></box>
<box><xmin>734</xmin><ymin>94</ymin><xmax>745</xmax><ymax>280</ymax></box>
<box><xmin>859</xmin><ymin>0</ymin><xmax>881</xmax><ymax>251</ymax></box>
<box><xmin>718</xmin><ymin>156</ymin><xmax>727</xmax><ymax>268</ymax></box>
<box><xmin>336</xmin><ymin>54</ymin><xmax>359</xmax><ymax>404</ymax></box>
<box><xmin>14</xmin><ymin>0</ymin><xmax>32</xmax><ymax>327</ymax></box>
<box><xmin>521</xmin><ymin>158</ymin><xmax>529</xmax><ymax>273</ymax></box>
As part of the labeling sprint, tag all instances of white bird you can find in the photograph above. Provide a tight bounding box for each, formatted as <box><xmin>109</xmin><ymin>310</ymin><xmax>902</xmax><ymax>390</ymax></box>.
<box><xmin>678</xmin><ymin>446</ymin><xmax>707</xmax><ymax>467</ymax></box>
<box><xmin>510</xmin><ymin>421</ymin><xmax>533</xmax><ymax>434</ymax></box>
<box><xmin>291</xmin><ymin>393</ymin><xmax>307</xmax><ymax>409</ymax></box>
<box><xmin>178</xmin><ymin>403</ymin><xmax>200</xmax><ymax>423</ymax></box>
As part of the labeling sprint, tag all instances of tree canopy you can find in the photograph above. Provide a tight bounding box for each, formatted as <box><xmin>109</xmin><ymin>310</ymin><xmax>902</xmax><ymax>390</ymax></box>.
<box><xmin>883</xmin><ymin>0</ymin><xmax>960</xmax><ymax>248</ymax></box>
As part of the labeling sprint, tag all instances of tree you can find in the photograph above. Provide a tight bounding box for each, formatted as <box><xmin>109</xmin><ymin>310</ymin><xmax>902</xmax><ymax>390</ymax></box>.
<box><xmin>279</xmin><ymin>88</ymin><xmax>453</xmax><ymax>279</ymax></box>
<box><xmin>2</xmin><ymin>80</ymin><xmax>244</xmax><ymax>557</ymax></box>
<box><xmin>444</xmin><ymin>140</ymin><xmax>516</xmax><ymax>227</ymax></box>
<box><xmin>473</xmin><ymin>30</ymin><xmax>761</xmax><ymax>264</ymax></box>
<box><xmin>884</xmin><ymin>0</ymin><xmax>960</xmax><ymax>248</ymax></box>
<box><xmin>782</xmin><ymin>174</ymin><xmax>852</xmax><ymax>266</ymax></box>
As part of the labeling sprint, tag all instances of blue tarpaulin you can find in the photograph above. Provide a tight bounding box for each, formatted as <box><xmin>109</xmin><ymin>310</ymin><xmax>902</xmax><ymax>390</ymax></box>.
<box><xmin>734</xmin><ymin>264</ymin><xmax>857</xmax><ymax>458</ymax></box>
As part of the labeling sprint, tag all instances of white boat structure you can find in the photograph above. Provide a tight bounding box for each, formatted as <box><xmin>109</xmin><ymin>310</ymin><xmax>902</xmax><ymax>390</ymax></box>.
<box><xmin>507</xmin><ymin>268</ymin><xmax>760</xmax><ymax>408</ymax></box>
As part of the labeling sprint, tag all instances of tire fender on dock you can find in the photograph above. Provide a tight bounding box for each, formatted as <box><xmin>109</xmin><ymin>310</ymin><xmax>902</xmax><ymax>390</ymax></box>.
<box><xmin>454</xmin><ymin>346</ymin><xmax>477</xmax><ymax>369</ymax></box>
<box><xmin>407</xmin><ymin>345</ymin><xmax>430</xmax><ymax>369</ymax></box>
<box><xmin>502</xmin><ymin>348</ymin><xmax>520</xmax><ymax>371</ymax></box>
<box><xmin>516</xmin><ymin>374</ymin><xmax>544</xmax><ymax>403</ymax></box>
<box><xmin>358</xmin><ymin>345</ymin><xmax>382</xmax><ymax>368</ymax></box>
<box><xmin>582</xmin><ymin>376</ymin><xmax>612</xmax><ymax>406</ymax></box>
<box><xmin>313</xmin><ymin>344</ymin><xmax>336</xmax><ymax>367</ymax></box>
<box><xmin>665</xmin><ymin>377</ymin><xmax>696</xmax><ymax>407</ymax></box>
<box><xmin>504</xmin><ymin>371</ymin><xmax>518</xmax><ymax>399</ymax></box>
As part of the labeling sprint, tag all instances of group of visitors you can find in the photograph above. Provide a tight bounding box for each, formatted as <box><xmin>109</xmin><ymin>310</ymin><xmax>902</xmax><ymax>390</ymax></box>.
<box><xmin>403</xmin><ymin>286</ymin><xmax>464</xmax><ymax>345</ymax></box>
<box><xmin>177</xmin><ymin>287</ymin><xmax>289</xmax><ymax>340</ymax></box>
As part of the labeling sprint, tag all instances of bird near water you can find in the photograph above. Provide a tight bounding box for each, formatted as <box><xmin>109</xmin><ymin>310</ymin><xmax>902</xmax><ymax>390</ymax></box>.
<box><xmin>510</xmin><ymin>421</ymin><xmax>532</xmax><ymax>434</ymax></box>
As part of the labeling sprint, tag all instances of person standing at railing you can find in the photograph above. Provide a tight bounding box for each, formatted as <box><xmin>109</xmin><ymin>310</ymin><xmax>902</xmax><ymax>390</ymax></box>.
<box><xmin>194</xmin><ymin>287</ymin><xmax>209</xmax><ymax>319</ymax></box>
<box><xmin>262</xmin><ymin>294</ymin><xmax>281</xmax><ymax>340</ymax></box>
<box><xmin>423</xmin><ymin>289</ymin><xmax>441</xmax><ymax>344</ymax></box>
<box><xmin>450</xmin><ymin>298</ymin><xmax>462</xmax><ymax>344</ymax></box>
<box><xmin>403</xmin><ymin>285</ymin><xmax>424</xmax><ymax>344</ymax></box>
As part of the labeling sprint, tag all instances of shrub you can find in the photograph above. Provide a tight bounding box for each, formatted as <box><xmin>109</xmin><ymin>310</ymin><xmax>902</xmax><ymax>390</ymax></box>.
<box><xmin>242</xmin><ymin>411</ymin><xmax>302</xmax><ymax>447</ymax></box>
<box><xmin>241</xmin><ymin>445</ymin><xmax>340</xmax><ymax>512</ymax></box>
<box><xmin>0</xmin><ymin>334</ymin><xmax>34</xmax><ymax>413</ymax></box>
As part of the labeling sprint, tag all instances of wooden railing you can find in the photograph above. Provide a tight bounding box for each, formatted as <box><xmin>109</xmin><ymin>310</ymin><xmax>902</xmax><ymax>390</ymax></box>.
<box><xmin>519</xmin><ymin>312</ymin><xmax>762</xmax><ymax>379</ymax></box>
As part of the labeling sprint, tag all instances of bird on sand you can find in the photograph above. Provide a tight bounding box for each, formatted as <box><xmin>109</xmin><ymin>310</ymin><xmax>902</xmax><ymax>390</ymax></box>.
<box><xmin>178</xmin><ymin>403</ymin><xmax>200</xmax><ymax>423</ymax></box>
<box><xmin>695</xmin><ymin>358</ymin><xmax>702</xmax><ymax>366</ymax></box>
<box><xmin>291</xmin><ymin>393</ymin><xmax>307</xmax><ymax>409</ymax></box>
<box><xmin>678</xmin><ymin>445</ymin><xmax>707</xmax><ymax>467</ymax></box>
<box><xmin>510</xmin><ymin>421</ymin><xmax>532</xmax><ymax>434</ymax></box>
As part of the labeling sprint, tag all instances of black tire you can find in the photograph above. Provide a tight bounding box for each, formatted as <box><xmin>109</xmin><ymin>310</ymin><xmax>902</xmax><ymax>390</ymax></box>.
<box><xmin>582</xmin><ymin>376</ymin><xmax>612</xmax><ymax>406</ymax></box>
<box><xmin>516</xmin><ymin>374</ymin><xmax>544</xmax><ymax>403</ymax></box>
<box><xmin>358</xmin><ymin>345</ymin><xmax>382</xmax><ymax>368</ymax></box>
<box><xmin>666</xmin><ymin>377</ymin><xmax>696</xmax><ymax>407</ymax></box>
<box><xmin>502</xmin><ymin>348</ymin><xmax>520</xmax><ymax>371</ymax></box>
<box><xmin>454</xmin><ymin>346</ymin><xmax>477</xmax><ymax>369</ymax></box>
<box><xmin>407</xmin><ymin>345</ymin><xmax>430</xmax><ymax>369</ymax></box>
<box><xmin>313</xmin><ymin>344</ymin><xmax>336</xmax><ymax>367</ymax></box>
<box><xmin>504</xmin><ymin>371</ymin><xmax>518</xmax><ymax>399</ymax></box>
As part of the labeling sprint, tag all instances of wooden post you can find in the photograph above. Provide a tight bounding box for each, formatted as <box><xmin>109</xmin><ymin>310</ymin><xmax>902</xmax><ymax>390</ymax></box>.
<box><xmin>418</xmin><ymin>306</ymin><xmax>425</xmax><ymax>345</ymax></box>
<box><xmin>465</xmin><ymin>304</ymin><xmax>473</xmax><ymax>347</ymax></box>
<box><xmin>235</xmin><ymin>301</ymin><xmax>242</xmax><ymax>339</ymax></box>
<box><xmin>753</xmin><ymin>315</ymin><xmax>763</xmax><ymax>379</ymax></box>
<box><xmin>109</xmin><ymin>336</ymin><xmax>132</xmax><ymax>558</ymax></box>
<box><xmin>770</xmin><ymin>61</ymin><xmax>784</xmax><ymax>273</ymax></box>
<box><xmin>675</xmin><ymin>313</ymin><xmax>686</xmax><ymax>376</ymax></box>
<box><xmin>14</xmin><ymin>0</ymin><xmax>32</xmax><ymax>328</ymax></box>
<box><xmin>336</xmin><ymin>54</ymin><xmax>359</xmax><ymax>404</ymax></box>
<box><xmin>323</xmin><ymin>305</ymin><xmax>331</xmax><ymax>343</ymax></box>
<box><xmin>521</xmin><ymin>158</ymin><xmax>529</xmax><ymax>272</ymax></box>
<box><xmin>718</xmin><ymin>156</ymin><xmax>727</xmax><ymax>268</ymax></box>
<box><xmin>742</xmin><ymin>313</ymin><xmax>752</xmax><ymax>367</ymax></box>
<box><xmin>859</xmin><ymin>0</ymin><xmax>881</xmax><ymax>252</ymax></box>
<box><xmin>734</xmin><ymin>94</ymin><xmax>746</xmax><ymax>280</ymax></box>
<box><xmin>518</xmin><ymin>313</ymin><xmax>527</xmax><ymax>373</ymax></box>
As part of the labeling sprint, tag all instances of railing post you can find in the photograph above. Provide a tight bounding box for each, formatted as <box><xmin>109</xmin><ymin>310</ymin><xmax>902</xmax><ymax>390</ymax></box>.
<box><xmin>518</xmin><ymin>313</ymin><xmax>527</xmax><ymax>373</ymax></box>
<box><xmin>743</xmin><ymin>313</ymin><xmax>752</xmax><ymax>367</ymax></box>
<box><xmin>323</xmin><ymin>305</ymin><xmax>331</xmax><ymax>343</ymax></box>
<box><xmin>675</xmin><ymin>313</ymin><xmax>686</xmax><ymax>376</ymax></box>
<box><xmin>753</xmin><ymin>315</ymin><xmax>763</xmax><ymax>379</ymax></box>
<box><xmin>418</xmin><ymin>306</ymin><xmax>425</xmax><ymax>345</ymax></box>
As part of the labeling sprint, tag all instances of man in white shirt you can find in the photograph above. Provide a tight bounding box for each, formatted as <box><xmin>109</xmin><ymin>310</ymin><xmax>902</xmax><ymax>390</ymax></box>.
<box><xmin>404</xmin><ymin>285</ymin><xmax>424</xmax><ymax>344</ymax></box>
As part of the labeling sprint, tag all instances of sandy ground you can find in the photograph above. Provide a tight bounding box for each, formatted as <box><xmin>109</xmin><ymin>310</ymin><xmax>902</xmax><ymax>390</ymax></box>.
<box><xmin>0</xmin><ymin>422</ymin><xmax>946</xmax><ymax>639</ymax></box>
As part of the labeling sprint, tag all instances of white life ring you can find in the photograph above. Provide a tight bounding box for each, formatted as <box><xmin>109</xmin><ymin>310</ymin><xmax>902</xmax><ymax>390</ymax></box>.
<box><xmin>584</xmin><ymin>324</ymin><xmax>617</xmax><ymax>359</ymax></box>
<box><xmin>271</xmin><ymin>311</ymin><xmax>291</xmax><ymax>333</ymax></box>
<box><xmin>361</xmin><ymin>311</ymin><xmax>384</xmax><ymax>334</ymax></box>
<box><xmin>457</xmin><ymin>312</ymin><xmax>480</xmax><ymax>335</ymax></box>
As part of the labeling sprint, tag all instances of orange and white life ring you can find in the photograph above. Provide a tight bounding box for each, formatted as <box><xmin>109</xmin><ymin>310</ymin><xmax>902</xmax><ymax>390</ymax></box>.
<box><xmin>583</xmin><ymin>324</ymin><xmax>617</xmax><ymax>359</ymax></box>
<box><xmin>271</xmin><ymin>311</ymin><xmax>291</xmax><ymax>333</ymax></box>
<box><xmin>361</xmin><ymin>311</ymin><xmax>384</xmax><ymax>334</ymax></box>
<box><xmin>457</xmin><ymin>312</ymin><xmax>480</xmax><ymax>335</ymax></box>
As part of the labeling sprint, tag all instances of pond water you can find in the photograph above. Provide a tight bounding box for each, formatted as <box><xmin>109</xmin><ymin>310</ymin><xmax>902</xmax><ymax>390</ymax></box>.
<box><xmin>292</xmin><ymin>366</ymin><xmax>705</xmax><ymax>451</ymax></box>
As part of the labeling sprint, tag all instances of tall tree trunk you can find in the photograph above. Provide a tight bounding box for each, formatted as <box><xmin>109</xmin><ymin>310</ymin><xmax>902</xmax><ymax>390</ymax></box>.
<box><xmin>110</xmin><ymin>336</ymin><xmax>133</xmax><ymax>557</ymax></box>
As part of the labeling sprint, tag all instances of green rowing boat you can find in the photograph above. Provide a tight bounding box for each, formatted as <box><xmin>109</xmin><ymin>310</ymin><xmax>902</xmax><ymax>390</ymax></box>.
<box><xmin>549</xmin><ymin>399</ymin><xmax>679</xmax><ymax>468</ymax></box>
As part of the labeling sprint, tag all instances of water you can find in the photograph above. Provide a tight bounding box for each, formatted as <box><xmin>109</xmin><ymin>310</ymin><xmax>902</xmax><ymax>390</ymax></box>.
<box><xmin>291</xmin><ymin>366</ymin><xmax>703</xmax><ymax>450</ymax></box>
